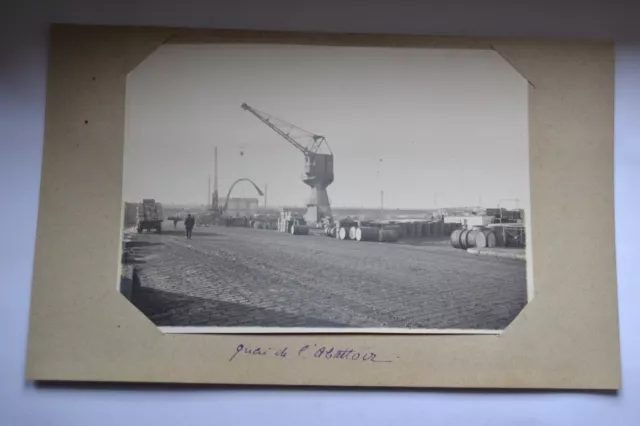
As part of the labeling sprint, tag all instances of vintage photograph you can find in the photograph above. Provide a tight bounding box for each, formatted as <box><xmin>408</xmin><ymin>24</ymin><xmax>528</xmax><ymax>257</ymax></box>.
<box><xmin>119</xmin><ymin>43</ymin><xmax>531</xmax><ymax>332</ymax></box>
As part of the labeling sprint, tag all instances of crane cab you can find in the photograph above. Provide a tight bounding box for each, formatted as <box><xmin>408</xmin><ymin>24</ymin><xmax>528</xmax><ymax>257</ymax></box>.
<box><xmin>304</xmin><ymin>153</ymin><xmax>334</xmax><ymax>187</ymax></box>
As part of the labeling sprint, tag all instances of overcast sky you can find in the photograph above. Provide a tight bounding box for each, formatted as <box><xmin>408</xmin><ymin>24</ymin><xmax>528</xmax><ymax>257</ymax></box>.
<box><xmin>123</xmin><ymin>43</ymin><xmax>529</xmax><ymax>211</ymax></box>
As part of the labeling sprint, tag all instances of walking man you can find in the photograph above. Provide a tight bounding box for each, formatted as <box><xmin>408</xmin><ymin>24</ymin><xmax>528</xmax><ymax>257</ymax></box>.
<box><xmin>184</xmin><ymin>214</ymin><xmax>195</xmax><ymax>239</ymax></box>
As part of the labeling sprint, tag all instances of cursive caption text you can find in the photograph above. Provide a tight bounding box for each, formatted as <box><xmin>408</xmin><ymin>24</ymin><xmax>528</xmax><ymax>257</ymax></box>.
<box><xmin>229</xmin><ymin>343</ymin><xmax>395</xmax><ymax>363</ymax></box>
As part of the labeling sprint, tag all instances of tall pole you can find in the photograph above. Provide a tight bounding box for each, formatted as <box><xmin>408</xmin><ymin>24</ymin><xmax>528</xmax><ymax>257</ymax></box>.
<box><xmin>377</xmin><ymin>158</ymin><xmax>384</xmax><ymax>219</ymax></box>
<box><xmin>214</xmin><ymin>147</ymin><xmax>218</xmax><ymax>195</ymax></box>
<box><xmin>208</xmin><ymin>174</ymin><xmax>211</xmax><ymax>209</ymax></box>
<box><xmin>212</xmin><ymin>146</ymin><xmax>219</xmax><ymax>211</ymax></box>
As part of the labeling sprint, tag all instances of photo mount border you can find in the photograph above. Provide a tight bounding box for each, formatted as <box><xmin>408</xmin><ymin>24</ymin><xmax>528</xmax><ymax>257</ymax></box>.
<box><xmin>26</xmin><ymin>24</ymin><xmax>619</xmax><ymax>390</ymax></box>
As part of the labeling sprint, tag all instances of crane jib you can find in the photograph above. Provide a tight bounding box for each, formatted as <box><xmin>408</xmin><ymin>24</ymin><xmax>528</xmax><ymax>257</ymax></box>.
<box><xmin>240</xmin><ymin>102</ymin><xmax>331</xmax><ymax>156</ymax></box>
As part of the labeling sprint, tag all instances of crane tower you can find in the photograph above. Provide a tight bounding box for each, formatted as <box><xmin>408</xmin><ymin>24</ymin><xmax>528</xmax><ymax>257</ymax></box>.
<box><xmin>241</xmin><ymin>103</ymin><xmax>334</xmax><ymax>223</ymax></box>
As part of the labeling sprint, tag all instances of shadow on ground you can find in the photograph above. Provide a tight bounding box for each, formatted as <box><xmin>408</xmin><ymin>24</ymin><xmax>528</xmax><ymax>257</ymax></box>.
<box><xmin>398</xmin><ymin>237</ymin><xmax>451</xmax><ymax>247</ymax></box>
<box><xmin>123</xmin><ymin>258</ymin><xmax>147</xmax><ymax>265</ymax></box>
<box><xmin>125</xmin><ymin>241</ymin><xmax>164</xmax><ymax>248</ymax></box>
<box><xmin>132</xmin><ymin>287</ymin><xmax>347</xmax><ymax>328</ymax></box>
<box><xmin>159</xmin><ymin>229</ymin><xmax>224</xmax><ymax>238</ymax></box>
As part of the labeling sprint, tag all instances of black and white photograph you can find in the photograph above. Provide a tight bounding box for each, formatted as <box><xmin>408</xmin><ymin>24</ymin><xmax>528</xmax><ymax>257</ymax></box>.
<box><xmin>119</xmin><ymin>43</ymin><xmax>532</xmax><ymax>333</ymax></box>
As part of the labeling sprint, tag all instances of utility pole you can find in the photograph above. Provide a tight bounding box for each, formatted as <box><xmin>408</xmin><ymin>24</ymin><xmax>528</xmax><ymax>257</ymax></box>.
<box><xmin>377</xmin><ymin>158</ymin><xmax>384</xmax><ymax>219</ymax></box>
<box><xmin>212</xmin><ymin>146</ymin><xmax>219</xmax><ymax>211</ymax></box>
<box><xmin>207</xmin><ymin>174</ymin><xmax>211</xmax><ymax>209</ymax></box>
<box><xmin>264</xmin><ymin>184</ymin><xmax>268</xmax><ymax>209</ymax></box>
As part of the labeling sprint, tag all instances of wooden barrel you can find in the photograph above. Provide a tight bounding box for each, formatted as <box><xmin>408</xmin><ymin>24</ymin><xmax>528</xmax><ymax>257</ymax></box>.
<box><xmin>338</xmin><ymin>221</ymin><xmax>355</xmax><ymax>231</ymax></box>
<box><xmin>405</xmin><ymin>223</ymin><xmax>414</xmax><ymax>237</ymax></box>
<box><xmin>475</xmin><ymin>229</ymin><xmax>497</xmax><ymax>248</ymax></box>
<box><xmin>383</xmin><ymin>224</ymin><xmax>401</xmax><ymax>233</ymax></box>
<box><xmin>450</xmin><ymin>229</ymin><xmax>464</xmax><ymax>249</ymax></box>
<box><xmin>291</xmin><ymin>225</ymin><xmax>309</xmax><ymax>235</ymax></box>
<box><xmin>330</xmin><ymin>227</ymin><xmax>337</xmax><ymax>238</ymax></box>
<box><xmin>459</xmin><ymin>229</ymin><xmax>471</xmax><ymax>249</ymax></box>
<box><xmin>489</xmin><ymin>226</ymin><xmax>506</xmax><ymax>247</ymax></box>
<box><xmin>444</xmin><ymin>223</ymin><xmax>456</xmax><ymax>236</ymax></box>
<box><xmin>379</xmin><ymin>229</ymin><xmax>399</xmax><ymax>243</ymax></box>
<box><xmin>415</xmin><ymin>222</ymin><xmax>423</xmax><ymax>237</ymax></box>
<box><xmin>356</xmin><ymin>227</ymin><xmax>379</xmax><ymax>242</ymax></box>
<box><xmin>339</xmin><ymin>227</ymin><xmax>350</xmax><ymax>240</ymax></box>
<box><xmin>466</xmin><ymin>229</ymin><xmax>480</xmax><ymax>248</ymax></box>
<box><xmin>348</xmin><ymin>226</ymin><xmax>358</xmax><ymax>240</ymax></box>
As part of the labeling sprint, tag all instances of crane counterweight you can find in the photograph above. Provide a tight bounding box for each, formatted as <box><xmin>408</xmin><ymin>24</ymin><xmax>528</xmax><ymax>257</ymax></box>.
<box><xmin>241</xmin><ymin>103</ymin><xmax>334</xmax><ymax>224</ymax></box>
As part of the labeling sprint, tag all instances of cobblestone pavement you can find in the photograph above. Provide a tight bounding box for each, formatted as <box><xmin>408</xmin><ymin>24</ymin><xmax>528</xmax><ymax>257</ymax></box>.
<box><xmin>128</xmin><ymin>223</ymin><xmax>528</xmax><ymax>330</ymax></box>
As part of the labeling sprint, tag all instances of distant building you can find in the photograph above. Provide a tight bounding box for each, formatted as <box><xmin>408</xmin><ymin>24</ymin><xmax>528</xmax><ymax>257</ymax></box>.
<box><xmin>485</xmin><ymin>208</ymin><xmax>524</xmax><ymax>222</ymax></box>
<box><xmin>219</xmin><ymin>197</ymin><xmax>259</xmax><ymax>217</ymax></box>
<box><xmin>444</xmin><ymin>215</ymin><xmax>494</xmax><ymax>228</ymax></box>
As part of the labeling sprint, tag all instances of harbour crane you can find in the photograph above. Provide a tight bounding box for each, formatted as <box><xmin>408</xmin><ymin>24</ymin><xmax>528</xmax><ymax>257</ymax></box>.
<box><xmin>241</xmin><ymin>103</ymin><xmax>334</xmax><ymax>223</ymax></box>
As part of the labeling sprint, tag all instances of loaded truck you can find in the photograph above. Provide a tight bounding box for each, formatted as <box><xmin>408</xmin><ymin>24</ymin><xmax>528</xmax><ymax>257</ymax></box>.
<box><xmin>136</xmin><ymin>199</ymin><xmax>164</xmax><ymax>233</ymax></box>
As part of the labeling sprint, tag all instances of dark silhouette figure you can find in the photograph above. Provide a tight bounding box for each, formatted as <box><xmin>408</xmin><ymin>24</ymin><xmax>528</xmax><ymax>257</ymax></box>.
<box><xmin>173</xmin><ymin>218</ymin><xmax>178</xmax><ymax>229</ymax></box>
<box><xmin>184</xmin><ymin>214</ymin><xmax>195</xmax><ymax>239</ymax></box>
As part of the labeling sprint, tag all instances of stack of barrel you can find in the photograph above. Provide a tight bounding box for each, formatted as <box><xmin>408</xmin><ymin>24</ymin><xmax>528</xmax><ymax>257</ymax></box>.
<box><xmin>290</xmin><ymin>224</ymin><xmax>309</xmax><ymax>235</ymax></box>
<box><xmin>486</xmin><ymin>224</ymin><xmax>525</xmax><ymax>248</ymax></box>
<box><xmin>450</xmin><ymin>227</ymin><xmax>498</xmax><ymax>250</ymax></box>
<box><xmin>387</xmin><ymin>219</ymin><xmax>453</xmax><ymax>239</ymax></box>
<box><xmin>324</xmin><ymin>225</ymin><xmax>338</xmax><ymax>238</ymax></box>
<box><xmin>333</xmin><ymin>219</ymin><xmax>356</xmax><ymax>241</ymax></box>
<box><xmin>277</xmin><ymin>210</ymin><xmax>309</xmax><ymax>235</ymax></box>
<box><xmin>277</xmin><ymin>210</ymin><xmax>291</xmax><ymax>233</ymax></box>
<box><xmin>327</xmin><ymin>221</ymin><xmax>399</xmax><ymax>243</ymax></box>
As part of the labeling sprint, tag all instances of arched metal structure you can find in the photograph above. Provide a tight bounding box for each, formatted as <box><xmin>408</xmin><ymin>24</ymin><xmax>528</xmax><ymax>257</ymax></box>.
<box><xmin>222</xmin><ymin>178</ymin><xmax>264</xmax><ymax>214</ymax></box>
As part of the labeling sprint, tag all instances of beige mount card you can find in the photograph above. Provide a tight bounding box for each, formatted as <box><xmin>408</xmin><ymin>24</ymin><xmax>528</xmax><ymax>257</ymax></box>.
<box><xmin>26</xmin><ymin>24</ymin><xmax>620</xmax><ymax>389</ymax></box>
